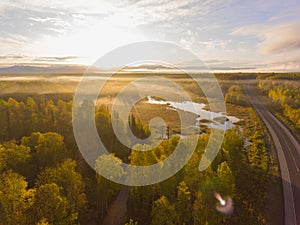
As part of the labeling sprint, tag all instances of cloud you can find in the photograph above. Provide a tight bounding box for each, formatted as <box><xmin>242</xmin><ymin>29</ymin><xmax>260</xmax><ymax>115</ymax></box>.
<box><xmin>0</xmin><ymin>0</ymin><xmax>113</xmax><ymax>14</ymax></box>
<box><xmin>0</xmin><ymin>37</ymin><xmax>24</xmax><ymax>49</ymax></box>
<box><xmin>259</xmin><ymin>61</ymin><xmax>300</xmax><ymax>72</ymax></box>
<box><xmin>0</xmin><ymin>54</ymin><xmax>79</xmax><ymax>64</ymax></box>
<box><xmin>260</xmin><ymin>22</ymin><xmax>300</xmax><ymax>54</ymax></box>
<box><xmin>29</xmin><ymin>17</ymin><xmax>56</xmax><ymax>23</ymax></box>
<box><xmin>230</xmin><ymin>21</ymin><xmax>300</xmax><ymax>71</ymax></box>
<box><xmin>199</xmin><ymin>39</ymin><xmax>231</xmax><ymax>49</ymax></box>
<box><xmin>33</xmin><ymin>56</ymin><xmax>79</xmax><ymax>62</ymax></box>
<box><xmin>0</xmin><ymin>54</ymin><xmax>27</xmax><ymax>60</ymax></box>
<box><xmin>0</xmin><ymin>8</ymin><xmax>71</xmax><ymax>40</ymax></box>
<box><xmin>114</xmin><ymin>0</ymin><xmax>232</xmax><ymax>27</ymax></box>
<box><xmin>230</xmin><ymin>24</ymin><xmax>266</xmax><ymax>36</ymax></box>
<box><xmin>231</xmin><ymin>22</ymin><xmax>300</xmax><ymax>54</ymax></box>
<box><xmin>0</xmin><ymin>35</ymin><xmax>27</xmax><ymax>55</ymax></box>
<box><xmin>0</xmin><ymin>0</ymin><xmax>230</xmax><ymax>54</ymax></box>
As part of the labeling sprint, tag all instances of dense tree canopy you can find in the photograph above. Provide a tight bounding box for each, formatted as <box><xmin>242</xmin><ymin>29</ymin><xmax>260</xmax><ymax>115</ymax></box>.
<box><xmin>0</xmin><ymin>91</ymin><xmax>277</xmax><ymax>225</ymax></box>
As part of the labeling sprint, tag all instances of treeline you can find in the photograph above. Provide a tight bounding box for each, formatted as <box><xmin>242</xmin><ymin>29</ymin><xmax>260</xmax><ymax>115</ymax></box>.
<box><xmin>0</xmin><ymin>97</ymin><xmax>73</xmax><ymax>143</ymax></box>
<box><xmin>215</xmin><ymin>73</ymin><xmax>257</xmax><ymax>80</ymax></box>
<box><xmin>256</xmin><ymin>73</ymin><xmax>300</xmax><ymax>80</ymax></box>
<box><xmin>0</xmin><ymin>97</ymin><xmax>149</xmax><ymax>160</ymax></box>
<box><xmin>258</xmin><ymin>79</ymin><xmax>300</xmax><ymax>135</ymax></box>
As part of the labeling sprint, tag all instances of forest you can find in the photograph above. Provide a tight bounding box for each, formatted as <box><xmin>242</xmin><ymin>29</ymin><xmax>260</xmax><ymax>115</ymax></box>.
<box><xmin>258</xmin><ymin>75</ymin><xmax>300</xmax><ymax>137</ymax></box>
<box><xmin>0</xmin><ymin>74</ymin><xmax>285</xmax><ymax>225</ymax></box>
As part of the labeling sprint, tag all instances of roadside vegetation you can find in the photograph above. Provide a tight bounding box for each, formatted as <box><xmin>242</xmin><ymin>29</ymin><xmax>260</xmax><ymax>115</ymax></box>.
<box><xmin>257</xmin><ymin>73</ymin><xmax>300</xmax><ymax>138</ymax></box>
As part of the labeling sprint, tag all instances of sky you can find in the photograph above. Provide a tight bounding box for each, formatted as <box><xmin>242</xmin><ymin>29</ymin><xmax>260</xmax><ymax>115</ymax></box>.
<box><xmin>0</xmin><ymin>0</ymin><xmax>300</xmax><ymax>71</ymax></box>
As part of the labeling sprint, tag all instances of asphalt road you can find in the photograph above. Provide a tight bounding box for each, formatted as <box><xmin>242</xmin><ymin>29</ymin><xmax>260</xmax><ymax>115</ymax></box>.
<box><xmin>244</xmin><ymin>85</ymin><xmax>300</xmax><ymax>225</ymax></box>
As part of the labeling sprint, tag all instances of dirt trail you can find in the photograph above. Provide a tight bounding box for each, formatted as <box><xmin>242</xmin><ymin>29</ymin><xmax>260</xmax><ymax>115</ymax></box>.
<box><xmin>101</xmin><ymin>187</ymin><xmax>129</xmax><ymax>225</ymax></box>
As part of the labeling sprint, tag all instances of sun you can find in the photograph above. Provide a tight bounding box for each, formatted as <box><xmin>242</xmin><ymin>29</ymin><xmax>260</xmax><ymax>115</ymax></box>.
<box><xmin>26</xmin><ymin>10</ymin><xmax>146</xmax><ymax>66</ymax></box>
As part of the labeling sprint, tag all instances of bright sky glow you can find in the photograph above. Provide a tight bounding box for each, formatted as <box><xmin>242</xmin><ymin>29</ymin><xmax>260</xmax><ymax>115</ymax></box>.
<box><xmin>0</xmin><ymin>0</ymin><xmax>300</xmax><ymax>71</ymax></box>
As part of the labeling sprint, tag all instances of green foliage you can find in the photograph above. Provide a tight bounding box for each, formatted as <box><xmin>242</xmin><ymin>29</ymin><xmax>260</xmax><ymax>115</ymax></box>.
<box><xmin>193</xmin><ymin>192</ymin><xmax>214</xmax><ymax>225</ymax></box>
<box><xmin>0</xmin><ymin>90</ymin><xmax>278</xmax><ymax>225</ymax></box>
<box><xmin>258</xmin><ymin>79</ymin><xmax>300</xmax><ymax>134</ymax></box>
<box><xmin>129</xmin><ymin>114</ymin><xmax>150</xmax><ymax>139</ymax></box>
<box><xmin>0</xmin><ymin>141</ymin><xmax>31</xmax><ymax>174</ymax></box>
<box><xmin>127</xmin><ymin>124</ymin><xmax>274</xmax><ymax>225</ymax></box>
<box><xmin>36</xmin><ymin>218</ymin><xmax>52</xmax><ymax>225</ymax></box>
<box><xmin>94</xmin><ymin>154</ymin><xmax>124</xmax><ymax>218</ymax></box>
<box><xmin>33</xmin><ymin>183</ymin><xmax>71</xmax><ymax>225</ymax></box>
<box><xmin>125</xmin><ymin>219</ymin><xmax>138</xmax><ymax>225</ymax></box>
<box><xmin>216</xmin><ymin>73</ymin><xmax>257</xmax><ymax>80</ymax></box>
<box><xmin>0</xmin><ymin>171</ymin><xmax>35</xmax><ymax>225</ymax></box>
<box><xmin>151</xmin><ymin>196</ymin><xmax>177</xmax><ymax>225</ymax></box>
<box><xmin>22</xmin><ymin>132</ymin><xmax>69</xmax><ymax>169</ymax></box>
<box><xmin>257</xmin><ymin>72</ymin><xmax>300</xmax><ymax>80</ymax></box>
<box><xmin>0</xmin><ymin>99</ymin><xmax>9</xmax><ymax>140</ymax></box>
<box><xmin>35</xmin><ymin>159</ymin><xmax>87</xmax><ymax>223</ymax></box>
<box><xmin>0</xmin><ymin>97</ymin><xmax>73</xmax><ymax>143</ymax></box>
<box><xmin>174</xmin><ymin>181</ymin><xmax>192</xmax><ymax>225</ymax></box>
<box><xmin>0</xmin><ymin>131</ymin><xmax>88</xmax><ymax>225</ymax></box>
<box><xmin>225</xmin><ymin>85</ymin><xmax>250</xmax><ymax>106</ymax></box>
<box><xmin>214</xmin><ymin>162</ymin><xmax>235</xmax><ymax>196</ymax></box>
<box><xmin>95</xmin><ymin>154</ymin><xmax>125</xmax><ymax>182</ymax></box>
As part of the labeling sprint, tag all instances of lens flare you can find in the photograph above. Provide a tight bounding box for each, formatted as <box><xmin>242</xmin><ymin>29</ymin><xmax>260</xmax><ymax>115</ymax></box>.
<box><xmin>214</xmin><ymin>192</ymin><xmax>234</xmax><ymax>215</ymax></box>
<box><xmin>215</xmin><ymin>193</ymin><xmax>226</xmax><ymax>206</ymax></box>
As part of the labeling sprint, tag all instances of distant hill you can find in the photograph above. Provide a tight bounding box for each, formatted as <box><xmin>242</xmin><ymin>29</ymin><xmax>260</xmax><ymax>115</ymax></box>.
<box><xmin>0</xmin><ymin>63</ymin><xmax>259</xmax><ymax>75</ymax></box>
<box><xmin>122</xmin><ymin>64</ymin><xmax>174</xmax><ymax>71</ymax></box>
<box><xmin>0</xmin><ymin>65</ymin><xmax>89</xmax><ymax>74</ymax></box>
